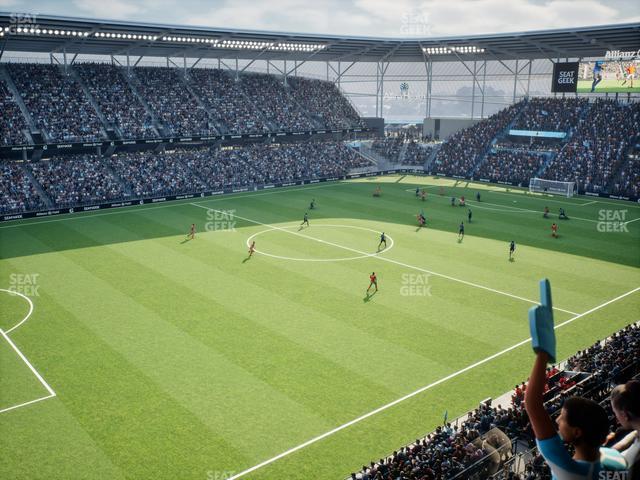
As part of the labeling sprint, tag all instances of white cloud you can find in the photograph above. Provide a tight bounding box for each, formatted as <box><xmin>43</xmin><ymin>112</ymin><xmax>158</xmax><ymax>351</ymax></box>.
<box><xmin>72</xmin><ymin>0</ymin><xmax>144</xmax><ymax>19</ymax></box>
<box><xmin>14</xmin><ymin>0</ymin><xmax>640</xmax><ymax>36</ymax></box>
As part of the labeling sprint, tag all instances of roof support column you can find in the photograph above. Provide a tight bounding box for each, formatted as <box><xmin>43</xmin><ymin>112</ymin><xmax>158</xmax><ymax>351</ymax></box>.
<box><xmin>283</xmin><ymin>59</ymin><xmax>287</xmax><ymax>86</ymax></box>
<box><xmin>427</xmin><ymin>60</ymin><xmax>432</xmax><ymax>118</ymax></box>
<box><xmin>481</xmin><ymin>60</ymin><xmax>487</xmax><ymax>118</ymax></box>
<box><xmin>471</xmin><ymin>60</ymin><xmax>477</xmax><ymax>119</ymax></box>
<box><xmin>526</xmin><ymin>59</ymin><xmax>532</xmax><ymax>98</ymax></box>
<box><xmin>513</xmin><ymin>59</ymin><xmax>518</xmax><ymax>103</ymax></box>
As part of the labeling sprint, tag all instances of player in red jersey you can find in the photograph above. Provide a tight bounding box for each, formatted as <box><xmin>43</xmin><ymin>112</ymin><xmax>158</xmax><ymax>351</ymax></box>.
<box><xmin>248</xmin><ymin>240</ymin><xmax>256</xmax><ymax>257</ymax></box>
<box><xmin>188</xmin><ymin>223</ymin><xmax>195</xmax><ymax>240</ymax></box>
<box><xmin>551</xmin><ymin>223</ymin><xmax>558</xmax><ymax>238</ymax></box>
<box><xmin>367</xmin><ymin>272</ymin><xmax>378</xmax><ymax>293</ymax></box>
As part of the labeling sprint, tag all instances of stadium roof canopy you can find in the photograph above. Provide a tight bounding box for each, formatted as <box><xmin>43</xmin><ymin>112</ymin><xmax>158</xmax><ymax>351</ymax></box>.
<box><xmin>1</xmin><ymin>13</ymin><xmax>638</xmax><ymax>63</ymax></box>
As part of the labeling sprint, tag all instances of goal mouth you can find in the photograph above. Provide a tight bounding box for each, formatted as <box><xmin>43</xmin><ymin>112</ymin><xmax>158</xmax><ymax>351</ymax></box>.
<box><xmin>529</xmin><ymin>178</ymin><xmax>576</xmax><ymax>198</ymax></box>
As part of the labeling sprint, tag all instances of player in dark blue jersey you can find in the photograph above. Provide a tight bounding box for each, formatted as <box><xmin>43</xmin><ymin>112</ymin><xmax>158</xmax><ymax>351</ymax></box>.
<box><xmin>509</xmin><ymin>240</ymin><xmax>516</xmax><ymax>260</ymax></box>
<box><xmin>468</xmin><ymin>208</ymin><xmax>473</xmax><ymax>223</ymax></box>
<box><xmin>458</xmin><ymin>221</ymin><xmax>465</xmax><ymax>240</ymax></box>
<box><xmin>378</xmin><ymin>232</ymin><xmax>387</xmax><ymax>250</ymax></box>
<box><xmin>591</xmin><ymin>61</ymin><xmax>604</xmax><ymax>92</ymax></box>
<box><xmin>301</xmin><ymin>212</ymin><xmax>309</xmax><ymax>228</ymax></box>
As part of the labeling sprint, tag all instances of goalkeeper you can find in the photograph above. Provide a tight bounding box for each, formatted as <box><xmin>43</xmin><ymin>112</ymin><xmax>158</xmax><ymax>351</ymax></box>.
<box><xmin>525</xmin><ymin>280</ymin><xmax>628</xmax><ymax>479</ymax></box>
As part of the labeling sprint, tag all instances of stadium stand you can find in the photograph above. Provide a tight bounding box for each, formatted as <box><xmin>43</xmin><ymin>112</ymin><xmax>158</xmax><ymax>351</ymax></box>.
<box><xmin>433</xmin><ymin>104</ymin><xmax>522</xmax><ymax>177</ymax></box>
<box><xmin>288</xmin><ymin>76</ymin><xmax>366</xmax><ymax>129</ymax></box>
<box><xmin>237</xmin><ymin>72</ymin><xmax>315</xmax><ymax>132</ymax></box>
<box><xmin>186</xmin><ymin>68</ymin><xmax>269</xmax><ymax>135</ymax></box>
<box><xmin>7</xmin><ymin>63</ymin><xmax>106</xmax><ymax>143</ymax></box>
<box><xmin>0</xmin><ymin>142</ymin><xmax>370</xmax><ymax>212</ymax></box>
<box><xmin>0</xmin><ymin>161</ymin><xmax>46</xmax><ymax>214</ymax></box>
<box><xmin>74</xmin><ymin>63</ymin><xmax>157</xmax><ymax>140</ymax></box>
<box><xmin>512</xmin><ymin>98</ymin><xmax>588</xmax><ymax>133</ymax></box>
<box><xmin>350</xmin><ymin>323</ymin><xmax>640</xmax><ymax>480</ymax></box>
<box><xmin>476</xmin><ymin>151</ymin><xmax>547</xmax><ymax>186</ymax></box>
<box><xmin>542</xmin><ymin>99</ymin><xmax>640</xmax><ymax>196</ymax></box>
<box><xmin>128</xmin><ymin>66</ymin><xmax>218</xmax><ymax>137</ymax></box>
<box><xmin>0</xmin><ymin>77</ymin><xmax>30</xmax><ymax>146</ymax></box>
<box><xmin>27</xmin><ymin>154</ymin><xmax>128</xmax><ymax>207</ymax></box>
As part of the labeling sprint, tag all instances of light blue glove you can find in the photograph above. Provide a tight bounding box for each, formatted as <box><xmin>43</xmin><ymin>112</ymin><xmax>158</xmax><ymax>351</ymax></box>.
<box><xmin>528</xmin><ymin>279</ymin><xmax>556</xmax><ymax>363</ymax></box>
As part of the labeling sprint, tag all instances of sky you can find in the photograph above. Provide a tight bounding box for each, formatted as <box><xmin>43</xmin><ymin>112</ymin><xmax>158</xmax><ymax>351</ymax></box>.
<box><xmin>2</xmin><ymin>0</ymin><xmax>639</xmax><ymax>37</ymax></box>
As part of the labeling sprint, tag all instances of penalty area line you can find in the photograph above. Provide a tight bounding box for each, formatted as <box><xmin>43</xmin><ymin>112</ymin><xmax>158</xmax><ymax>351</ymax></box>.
<box><xmin>225</xmin><ymin>286</ymin><xmax>640</xmax><ymax>479</ymax></box>
<box><xmin>0</xmin><ymin>290</ymin><xmax>56</xmax><ymax>415</ymax></box>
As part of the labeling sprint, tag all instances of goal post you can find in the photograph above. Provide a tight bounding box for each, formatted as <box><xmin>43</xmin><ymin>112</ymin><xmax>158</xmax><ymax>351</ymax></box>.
<box><xmin>528</xmin><ymin>178</ymin><xmax>576</xmax><ymax>197</ymax></box>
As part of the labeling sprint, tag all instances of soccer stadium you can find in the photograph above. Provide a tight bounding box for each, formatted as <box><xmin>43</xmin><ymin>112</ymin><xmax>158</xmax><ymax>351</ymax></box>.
<box><xmin>0</xmin><ymin>4</ymin><xmax>639</xmax><ymax>480</ymax></box>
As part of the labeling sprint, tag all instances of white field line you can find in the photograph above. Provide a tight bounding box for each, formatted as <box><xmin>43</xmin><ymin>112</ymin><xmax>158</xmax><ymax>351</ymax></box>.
<box><xmin>2</xmin><ymin>288</ymin><xmax>34</xmax><ymax>334</ymax></box>
<box><xmin>0</xmin><ymin>289</ymin><xmax>56</xmax><ymax>414</ymax></box>
<box><xmin>404</xmin><ymin>188</ymin><xmax>599</xmax><ymax>223</ymax></box>
<box><xmin>190</xmin><ymin>203</ymin><xmax>579</xmax><ymax>316</ymax></box>
<box><xmin>225</xmin><ymin>286</ymin><xmax>640</xmax><ymax>480</ymax></box>
<box><xmin>625</xmin><ymin>216</ymin><xmax>640</xmax><ymax>225</ymax></box>
<box><xmin>410</xmin><ymin>180</ymin><xmax>640</xmax><ymax>209</ymax></box>
<box><xmin>0</xmin><ymin>393</ymin><xmax>56</xmax><ymax>414</ymax></box>
<box><xmin>0</xmin><ymin>182</ymin><xmax>345</xmax><ymax>230</ymax></box>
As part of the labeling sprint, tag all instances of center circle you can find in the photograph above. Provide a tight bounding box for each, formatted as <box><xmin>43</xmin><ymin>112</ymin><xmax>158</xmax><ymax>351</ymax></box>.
<box><xmin>246</xmin><ymin>224</ymin><xmax>395</xmax><ymax>262</ymax></box>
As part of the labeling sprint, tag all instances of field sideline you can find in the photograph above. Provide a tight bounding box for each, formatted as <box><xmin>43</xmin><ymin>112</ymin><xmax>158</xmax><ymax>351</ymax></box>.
<box><xmin>1</xmin><ymin>175</ymin><xmax>639</xmax><ymax>479</ymax></box>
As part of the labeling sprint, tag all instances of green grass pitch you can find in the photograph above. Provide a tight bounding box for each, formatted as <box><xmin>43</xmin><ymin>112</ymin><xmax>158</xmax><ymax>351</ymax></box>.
<box><xmin>1</xmin><ymin>175</ymin><xmax>639</xmax><ymax>479</ymax></box>
<box><xmin>577</xmin><ymin>78</ymin><xmax>640</xmax><ymax>93</ymax></box>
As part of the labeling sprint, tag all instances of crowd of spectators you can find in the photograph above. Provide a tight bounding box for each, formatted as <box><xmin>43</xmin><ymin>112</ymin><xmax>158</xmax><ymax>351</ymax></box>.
<box><xmin>187</xmin><ymin>68</ymin><xmax>269</xmax><ymax>135</ymax></box>
<box><xmin>184</xmin><ymin>141</ymin><xmax>369</xmax><ymax>189</ymax></box>
<box><xmin>351</xmin><ymin>322</ymin><xmax>640</xmax><ymax>480</ymax></box>
<box><xmin>353</xmin><ymin>405</ymin><xmax>527</xmax><ymax>480</ymax></box>
<box><xmin>565</xmin><ymin>323</ymin><xmax>639</xmax><ymax>379</ymax></box>
<box><xmin>238</xmin><ymin>72</ymin><xmax>314</xmax><ymax>132</ymax></box>
<box><xmin>475</xmin><ymin>150</ymin><xmax>547</xmax><ymax>185</ymax></box>
<box><xmin>27</xmin><ymin>154</ymin><xmax>127</xmax><ymax>207</ymax></box>
<box><xmin>372</xmin><ymin>136</ymin><xmax>404</xmax><ymax>161</ymax></box>
<box><xmin>75</xmin><ymin>63</ymin><xmax>156</xmax><ymax>139</ymax></box>
<box><xmin>132</xmin><ymin>67</ymin><xmax>218</xmax><ymax>137</ymax></box>
<box><xmin>0</xmin><ymin>162</ymin><xmax>46</xmax><ymax>214</ymax></box>
<box><xmin>8</xmin><ymin>63</ymin><xmax>105</xmax><ymax>143</ymax></box>
<box><xmin>433</xmin><ymin>104</ymin><xmax>522</xmax><ymax>177</ymax></box>
<box><xmin>542</xmin><ymin>99</ymin><xmax>640</xmax><ymax>196</ymax></box>
<box><xmin>0</xmin><ymin>78</ymin><xmax>30</xmax><ymax>146</ymax></box>
<box><xmin>109</xmin><ymin>149</ymin><xmax>208</xmax><ymax>198</ymax></box>
<box><xmin>1</xmin><ymin>63</ymin><xmax>367</xmax><ymax>145</ymax></box>
<box><xmin>0</xmin><ymin>141</ymin><xmax>369</xmax><ymax>212</ymax></box>
<box><xmin>403</xmin><ymin>140</ymin><xmax>436</xmax><ymax>166</ymax></box>
<box><xmin>512</xmin><ymin>98</ymin><xmax>588</xmax><ymax>133</ymax></box>
<box><xmin>610</xmin><ymin>154</ymin><xmax>640</xmax><ymax>198</ymax></box>
<box><xmin>288</xmin><ymin>77</ymin><xmax>365</xmax><ymax>130</ymax></box>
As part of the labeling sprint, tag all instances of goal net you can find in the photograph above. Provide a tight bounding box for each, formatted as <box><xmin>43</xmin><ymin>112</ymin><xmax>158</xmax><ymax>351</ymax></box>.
<box><xmin>529</xmin><ymin>178</ymin><xmax>575</xmax><ymax>197</ymax></box>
